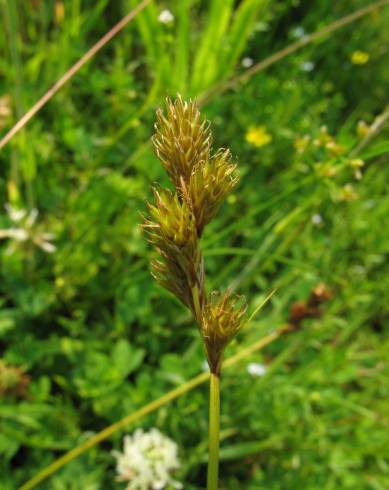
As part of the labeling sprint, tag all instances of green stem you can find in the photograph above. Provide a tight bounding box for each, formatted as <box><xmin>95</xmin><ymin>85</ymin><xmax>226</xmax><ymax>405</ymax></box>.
<box><xmin>207</xmin><ymin>372</ymin><xmax>221</xmax><ymax>490</ymax></box>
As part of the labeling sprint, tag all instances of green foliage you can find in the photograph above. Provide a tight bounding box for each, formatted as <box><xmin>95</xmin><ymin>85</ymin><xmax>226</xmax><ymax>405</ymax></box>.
<box><xmin>0</xmin><ymin>0</ymin><xmax>388</xmax><ymax>489</ymax></box>
<box><xmin>127</xmin><ymin>0</ymin><xmax>271</xmax><ymax>97</ymax></box>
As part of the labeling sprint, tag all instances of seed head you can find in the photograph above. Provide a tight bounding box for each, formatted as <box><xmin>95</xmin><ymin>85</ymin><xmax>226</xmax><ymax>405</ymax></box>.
<box><xmin>144</xmin><ymin>95</ymin><xmax>246</xmax><ymax>374</ymax></box>
<box><xmin>186</xmin><ymin>148</ymin><xmax>239</xmax><ymax>235</ymax></box>
<box><xmin>152</xmin><ymin>95</ymin><xmax>212</xmax><ymax>189</ymax></box>
<box><xmin>143</xmin><ymin>188</ymin><xmax>204</xmax><ymax>313</ymax></box>
<box><xmin>202</xmin><ymin>291</ymin><xmax>247</xmax><ymax>374</ymax></box>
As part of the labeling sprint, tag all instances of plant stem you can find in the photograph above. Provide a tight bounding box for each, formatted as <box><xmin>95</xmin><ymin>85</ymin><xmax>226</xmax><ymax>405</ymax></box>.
<box><xmin>207</xmin><ymin>372</ymin><xmax>221</xmax><ymax>490</ymax></box>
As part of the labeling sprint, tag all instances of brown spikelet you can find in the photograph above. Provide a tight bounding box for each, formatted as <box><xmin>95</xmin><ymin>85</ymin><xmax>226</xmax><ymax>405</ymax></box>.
<box><xmin>152</xmin><ymin>95</ymin><xmax>212</xmax><ymax>188</ymax></box>
<box><xmin>143</xmin><ymin>188</ymin><xmax>204</xmax><ymax>313</ymax></box>
<box><xmin>186</xmin><ymin>148</ymin><xmax>239</xmax><ymax>235</ymax></box>
<box><xmin>202</xmin><ymin>291</ymin><xmax>247</xmax><ymax>375</ymax></box>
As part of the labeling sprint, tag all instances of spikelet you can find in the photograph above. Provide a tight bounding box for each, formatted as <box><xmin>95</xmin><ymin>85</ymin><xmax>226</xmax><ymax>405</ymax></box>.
<box><xmin>144</xmin><ymin>95</ymin><xmax>245</xmax><ymax>373</ymax></box>
<box><xmin>143</xmin><ymin>188</ymin><xmax>204</xmax><ymax>314</ymax></box>
<box><xmin>202</xmin><ymin>291</ymin><xmax>247</xmax><ymax>375</ymax></box>
<box><xmin>152</xmin><ymin>95</ymin><xmax>212</xmax><ymax>188</ymax></box>
<box><xmin>186</xmin><ymin>148</ymin><xmax>239</xmax><ymax>235</ymax></box>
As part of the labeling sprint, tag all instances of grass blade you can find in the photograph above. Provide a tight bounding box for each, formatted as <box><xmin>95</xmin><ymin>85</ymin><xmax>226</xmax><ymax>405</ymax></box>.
<box><xmin>174</xmin><ymin>0</ymin><xmax>191</xmax><ymax>94</ymax></box>
<box><xmin>191</xmin><ymin>0</ymin><xmax>234</xmax><ymax>95</ymax></box>
<box><xmin>218</xmin><ymin>0</ymin><xmax>269</xmax><ymax>79</ymax></box>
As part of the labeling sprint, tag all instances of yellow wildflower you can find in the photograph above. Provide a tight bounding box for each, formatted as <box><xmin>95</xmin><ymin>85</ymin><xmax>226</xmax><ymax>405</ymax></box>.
<box><xmin>245</xmin><ymin>126</ymin><xmax>272</xmax><ymax>148</ymax></box>
<box><xmin>350</xmin><ymin>159</ymin><xmax>365</xmax><ymax>169</ymax></box>
<box><xmin>55</xmin><ymin>277</ymin><xmax>65</xmax><ymax>288</ymax></box>
<box><xmin>350</xmin><ymin>159</ymin><xmax>365</xmax><ymax>180</ymax></box>
<box><xmin>325</xmin><ymin>140</ymin><xmax>345</xmax><ymax>156</ymax></box>
<box><xmin>313</xmin><ymin>126</ymin><xmax>332</xmax><ymax>147</ymax></box>
<box><xmin>357</xmin><ymin>120</ymin><xmax>370</xmax><ymax>138</ymax></box>
<box><xmin>294</xmin><ymin>135</ymin><xmax>310</xmax><ymax>153</ymax></box>
<box><xmin>316</xmin><ymin>162</ymin><xmax>338</xmax><ymax>178</ymax></box>
<box><xmin>339</xmin><ymin>184</ymin><xmax>358</xmax><ymax>202</ymax></box>
<box><xmin>351</xmin><ymin>50</ymin><xmax>369</xmax><ymax>65</ymax></box>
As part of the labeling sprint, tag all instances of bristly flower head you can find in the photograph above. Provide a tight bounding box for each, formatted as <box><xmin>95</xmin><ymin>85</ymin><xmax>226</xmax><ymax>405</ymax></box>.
<box><xmin>143</xmin><ymin>188</ymin><xmax>204</xmax><ymax>314</ymax></box>
<box><xmin>186</xmin><ymin>148</ymin><xmax>239</xmax><ymax>235</ymax></box>
<box><xmin>202</xmin><ymin>291</ymin><xmax>247</xmax><ymax>375</ymax></box>
<box><xmin>152</xmin><ymin>95</ymin><xmax>212</xmax><ymax>188</ymax></box>
<box><xmin>144</xmin><ymin>95</ymin><xmax>246</xmax><ymax>374</ymax></box>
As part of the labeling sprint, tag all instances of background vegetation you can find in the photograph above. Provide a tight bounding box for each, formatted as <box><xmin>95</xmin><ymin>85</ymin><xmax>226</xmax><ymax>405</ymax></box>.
<box><xmin>0</xmin><ymin>0</ymin><xmax>388</xmax><ymax>489</ymax></box>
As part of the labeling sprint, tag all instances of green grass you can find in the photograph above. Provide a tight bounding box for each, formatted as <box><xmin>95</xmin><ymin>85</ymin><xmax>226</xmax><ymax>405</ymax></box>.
<box><xmin>0</xmin><ymin>1</ymin><xmax>388</xmax><ymax>489</ymax></box>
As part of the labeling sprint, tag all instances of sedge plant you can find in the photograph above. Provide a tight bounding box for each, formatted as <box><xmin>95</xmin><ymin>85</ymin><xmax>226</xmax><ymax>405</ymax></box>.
<box><xmin>143</xmin><ymin>95</ymin><xmax>246</xmax><ymax>489</ymax></box>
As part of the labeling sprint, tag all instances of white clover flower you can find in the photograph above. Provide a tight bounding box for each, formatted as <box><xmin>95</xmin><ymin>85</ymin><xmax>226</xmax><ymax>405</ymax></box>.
<box><xmin>241</xmin><ymin>57</ymin><xmax>254</xmax><ymax>68</ymax></box>
<box><xmin>0</xmin><ymin>204</ymin><xmax>56</xmax><ymax>254</ymax></box>
<box><xmin>247</xmin><ymin>362</ymin><xmax>266</xmax><ymax>377</ymax></box>
<box><xmin>311</xmin><ymin>214</ymin><xmax>323</xmax><ymax>225</ymax></box>
<box><xmin>158</xmin><ymin>9</ymin><xmax>174</xmax><ymax>24</ymax></box>
<box><xmin>113</xmin><ymin>428</ymin><xmax>183</xmax><ymax>490</ymax></box>
<box><xmin>34</xmin><ymin>234</ymin><xmax>57</xmax><ymax>253</ymax></box>
<box><xmin>5</xmin><ymin>203</ymin><xmax>27</xmax><ymax>222</ymax></box>
<box><xmin>0</xmin><ymin>227</ymin><xmax>28</xmax><ymax>241</ymax></box>
<box><xmin>300</xmin><ymin>61</ymin><xmax>314</xmax><ymax>72</ymax></box>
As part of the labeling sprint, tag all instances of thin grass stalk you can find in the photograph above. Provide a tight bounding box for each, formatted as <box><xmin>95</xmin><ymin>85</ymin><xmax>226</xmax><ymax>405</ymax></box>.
<box><xmin>207</xmin><ymin>372</ymin><xmax>221</xmax><ymax>490</ymax></box>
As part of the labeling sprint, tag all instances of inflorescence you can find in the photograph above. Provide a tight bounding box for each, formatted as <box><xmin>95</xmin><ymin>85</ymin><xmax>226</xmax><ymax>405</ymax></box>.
<box><xmin>143</xmin><ymin>95</ymin><xmax>246</xmax><ymax>375</ymax></box>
